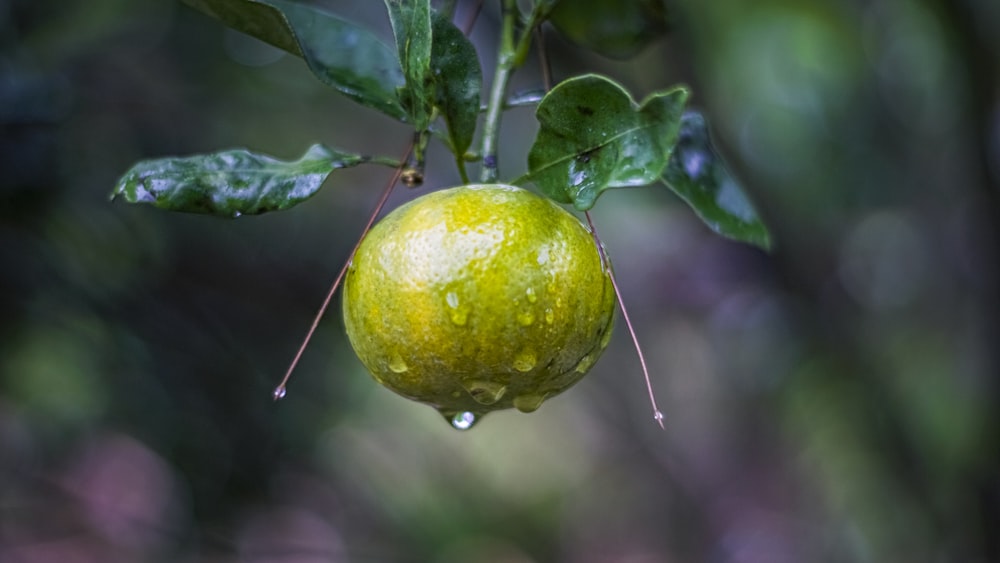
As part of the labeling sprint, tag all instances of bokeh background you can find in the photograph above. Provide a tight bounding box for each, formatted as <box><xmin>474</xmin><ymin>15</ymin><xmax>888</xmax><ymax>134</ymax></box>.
<box><xmin>2</xmin><ymin>0</ymin><xmax>998</xmax><ymax>561</ymax></box>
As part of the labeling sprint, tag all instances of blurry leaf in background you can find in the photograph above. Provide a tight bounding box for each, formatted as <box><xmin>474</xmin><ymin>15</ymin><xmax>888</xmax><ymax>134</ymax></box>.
<box><xmin>662</xmin><ymin>111</ymin><xmax>771</xmax><ymax>250</ymax></box>
<box><xmin>182</xmin><ymin>0</ymin><xmax>407</xmax><ymax>119</ymax></box>
<box><xmin>526</xmin><ymin>74</ymin><xmax>688</xmax><ymax>210</ymax></box>
<box><xmin>111</xmin><ymin>144</ymin><xmax>368</xmax><ymax>217</ymax></box>
<box><xmin>549</xmin><ymin>0</ymin><xmax>670</xmax><ymax>59</ymax></box>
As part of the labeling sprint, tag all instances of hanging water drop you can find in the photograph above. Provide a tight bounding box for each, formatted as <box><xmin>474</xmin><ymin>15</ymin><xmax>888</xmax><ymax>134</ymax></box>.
<box><xmin>513</xmin><ymin>393</ymin><xmax>546</xmax><ymax>413</ymax></box>
<box><xmin>463</xmin><ymin>380</ymin><xmax>507</xmax><ymax>405</ymax></box>
<box><xmin>272</xmin><ymin>386</ymin><xmax>287</xmax><ymax>400</ymax></box>
<box><xmin>451</xmin><ymin>411</ymin><xmax>477</xmax><ymax>430</ymax></box>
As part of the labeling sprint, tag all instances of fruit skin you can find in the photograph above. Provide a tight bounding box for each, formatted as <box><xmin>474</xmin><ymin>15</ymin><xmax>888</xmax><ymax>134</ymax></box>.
<box><xmin>342</xmin><ymin>184</ymin><xmax>615</xmax><ymax>419</ymax></box>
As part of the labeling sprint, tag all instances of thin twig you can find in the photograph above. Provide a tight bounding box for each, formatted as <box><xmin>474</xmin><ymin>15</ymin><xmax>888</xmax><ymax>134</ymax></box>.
<box><xmin>585</xmin><ymin>211</ymin><xmax>665</xmax><ymax>429</ymax></box>
<box><xmin>272</xmin><ymin>144</ymin><xmax>414</xmax><ymax>400</ymax></box>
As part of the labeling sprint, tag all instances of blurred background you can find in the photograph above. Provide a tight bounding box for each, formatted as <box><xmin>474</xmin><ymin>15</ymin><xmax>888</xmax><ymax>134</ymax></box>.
<box><xmin>1</xmin><ymin>0</ymin><xmax>998</xmax><ymax>561</ymax></box>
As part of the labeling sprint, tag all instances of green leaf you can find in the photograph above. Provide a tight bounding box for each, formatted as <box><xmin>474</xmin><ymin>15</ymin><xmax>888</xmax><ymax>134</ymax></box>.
<box><xmin>662</xmin><ymin>111</ymin><xmax>771</xmax><ymax>250</ymax></box>
<box><xmin>385</xmin><ymin>0</ymin><xmax>434</xmax><ymax>129</ymax></box>
<box><xmin>525</xmin><ymin>74</ymin><xmax>688</xmax><ymax>210</ymax></box>
<box><xmin>548</xmin><ymin>0</ymin><xmax>669</xmax><ymax>59</ymax></box>
<box><xmin>430</xmin><ymin>11</ymin><xmax>482</xmax><ymax>157</ymax></box>
<box><xmin>111</xmin><ymin>144</ymin><xmax>366</xmax><ymax>217</ymax></box>
<box><xmin>182</xmin><ymin>0</ymin><xmax>406</xmax><ymax>120</ymax></box>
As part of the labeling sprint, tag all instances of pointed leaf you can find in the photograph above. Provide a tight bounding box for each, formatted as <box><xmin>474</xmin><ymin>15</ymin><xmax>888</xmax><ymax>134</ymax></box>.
<box><xmin>385</xmin><ymin>0</ymin><xmax>434</xmax><ymax>129</ymax></box>
<box><xmin>662</xmin><ymin>111</ymin><xmax>771</xmax><ymax>249</ymax></box>
<box><xmin>526</xmin><ymin>74</ymin><xmax>688</xmax><ymax>210</ymax></box>
<box><xmin>430</xmin><ymin>12</ymin><xmax>482</xmax><ymax>156</ymax></box>
<box><xmin>111</xmin><ymin>144</ymin><xmax>366</xmax><ymax>217</ymax></box>
<box><xmin>182</xmin><ymin>0</ymin><xmax>406</xmax><ymax>120</ymax></box>
<box><xmin>549</xmin><ymin>0</ymin><xmax>670</xmax><ymax>59</ymax></box>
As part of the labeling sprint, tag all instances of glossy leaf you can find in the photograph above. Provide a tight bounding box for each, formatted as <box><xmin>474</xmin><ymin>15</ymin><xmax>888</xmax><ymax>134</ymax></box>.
<box><xmin>548</xmin><ymin>0</ymin><xmax>669</xmax><ymax>59</ymax></box>
<box><xmin>385</xmin><ymin>0</ymin><xmax>434</xmax><ymax>129</ymax></box>
<box><xmin>182</xmin><ymin>0</ymin><xmax>406</xmax><ymax>119</ymax></box>
<box><xmin>430</xmin><ymin>12</ymin><xmax>482</xmax><ymax>157</ymax></box>
<box><xmin>526</xmin><ymin>74</ymin><xmax>688</xmax><ymax>211</ymax></box>
<box><xmin>111</xmin><ymin>144</ymin><xmax>366</xmax><ymax>217</ymax></box>
<box><xmin>662</xmin><ymin>111</ymin><xmax>771</xmax><ymax>249</ymax></box>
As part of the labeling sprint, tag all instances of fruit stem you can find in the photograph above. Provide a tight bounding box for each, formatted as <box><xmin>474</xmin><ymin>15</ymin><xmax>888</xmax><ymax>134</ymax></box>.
<box><xmin>272</xmin><ymin>144</ymin><xmax>414</xmax><ymax>401</ymax></box>
<box><xmin>585</xmin><ymin>211</ymin><xmax>665</xmax><ymax>429</ymax></box>
<box><xmin>479</xmin><ymin>0</ymin><xmax>518</xmax><ymax>183</ymax></box>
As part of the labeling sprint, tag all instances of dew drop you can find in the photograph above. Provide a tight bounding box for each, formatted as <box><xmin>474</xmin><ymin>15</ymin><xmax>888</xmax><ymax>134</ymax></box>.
<box><xmin>516</xmin><ymin>311</ymin><xmax>535</xmax><ymax>326</ymax></box>
<box><xmin>451</xmin><ymin>411</ymin><xmax>477</xmax><ymax>430</ymax></box>
<box><xmin>272</xmin><ymin>386</ymin><xmax>287</xmax><ymax>400</ymax></box>
<box><xmin>599</xmin><ymin>326</ymin><xmax>613</xmax><ymax>349</ymax></box>
<box><xmin>388</xmin><ymin>354</ymin><xmax>408</xmax><ymax>373</ymax></box>
<box><xmin>537</xmin><ymin>247</ymin><xmax>549</xmax><ymax>265</ymax></box>
<box><xmin>446</xmin><ymin>291</ymin><xmax>460</xmax><ymax>309</ymax></box>
<box><xmin>513</xmin><ymin>393</ymin><xmax>546</xmax><ymax>413</ymax></box>
<box><xmin>513</xmin><ymin>349</ymin><xmax>537</xmax><ymax>372</ymax></box>
<box><xmin>463</xmin><ymin>380</ymin><xmax>507</xmax><ymax>405</ymax></box>
<box><xmin>449</xmin><ymin>309</ymin><xmax>468</xmax><ymax>326</ymax></box>
<box><xmin>525</xmin><ymin>287</ymin><xmax>537</xmax><ymax>303</ymax></box>
<box><xmin>573</xmin><ymin>353</ymin><xmax>595</xmax><ymax>374</ymax></box>
<box><xmin>232</xmin><ymin>211</ymin><xmax>242</xmax><ymax>218</ymax></box>
<box><xmin>544</xmin><ymin>308</ymin><xmax>555</xmax><ymax>324</ymax></box>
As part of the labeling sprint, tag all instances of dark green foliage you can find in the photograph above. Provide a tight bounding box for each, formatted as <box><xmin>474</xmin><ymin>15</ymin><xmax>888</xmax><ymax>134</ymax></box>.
<box><xmin>183</xmin><ymin>0</ymin><xmax>407</xmax><ymax>119</ymax></box>
<box><xmin>112</xmin><ymin>144</ymin><xmax>366</xmax><ymax>216</ymax></box>
<box><xmin>525</xmin><ymin>74</ymin><xmax>688</xmax><ymax>211</ymax></box>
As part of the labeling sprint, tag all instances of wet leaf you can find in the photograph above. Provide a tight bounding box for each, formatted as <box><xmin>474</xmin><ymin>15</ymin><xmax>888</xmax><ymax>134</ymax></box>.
<box><xmin>182</xmin><ymin>0</ymin><xmax>406</xmax><ymax>119</ymax></box>
<box><xmin>385</xmin><ymin>0</ymin><xmax>434</xmax><ymax>129</ymax></box>
<box><xmin>111</xmin><ymin>144</ymin><xmax>366</xmax><ymax>217</ymax></box>
<box><xmin>662</xmin><ymin>111</ymin><xmax>771</xmax><ymax>250</ymax></box>
<box><xmin>526</xmin><ymin>74</ymin><xmax>688</xmax><ymax>210</ymax></box>
<box><xmin>548</xmin><ymin>0</ymin><xmax>670</xmax><ymax>59</ymax></box>
<box><xmin>430</xmin><ymin>12</ymin><xmax>482</xmax><ymax>156</ymax></box>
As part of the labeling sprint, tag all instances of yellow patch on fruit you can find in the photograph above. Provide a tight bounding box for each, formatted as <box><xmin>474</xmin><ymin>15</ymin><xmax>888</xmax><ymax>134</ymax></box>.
<box><xmin>342</xmin><ymin>184</ymin><xmax>615</xmax><ymax>429</ymax></box>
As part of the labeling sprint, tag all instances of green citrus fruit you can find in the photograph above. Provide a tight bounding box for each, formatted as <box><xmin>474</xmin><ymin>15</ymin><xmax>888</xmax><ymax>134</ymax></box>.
<box><xmin>342</xmin><ymin>184</ymin><xmax>615</xmax><ymax>428</ymax></box>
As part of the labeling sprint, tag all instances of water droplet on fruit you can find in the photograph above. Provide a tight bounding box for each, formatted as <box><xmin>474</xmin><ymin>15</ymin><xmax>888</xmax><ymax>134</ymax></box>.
<box><xmin>573</xmin><ymin>353</ymin><xmax>596</xmax><ymax>374</ymax></box>
<box><xmin>450</xmin><ymin>310</ymin><xmax>468</xmax><ymax>325</ymax></box>
<box><xmin>525</xmin><ymin>287</ymin><xmax>537</xmax><ymax>303</ymax></box>
<box><xmin>513</xmin><ymin>393</ymin><xmax>546</xmax><ymax>413</ymax></box>
<box><xmin>450</xmin><ymin>411</ymin><xmax>478</xmax><ymax>430</ymax></box>
<box><xmin>388</xmin><ymin>354</ymin><xmax>408</xmax><ymax>373</ymax></box>
<box><xmin>544</xmin><ymin>308</ymin><xmax>555</xmax><ymax>324</ymax></box>
<box><xmin>517</xmin><ymin>310</ymin><xmax>535</xmax><ymax>326</ymax></box>
<box><xmin>445</xmin><ymin>292</ymin><xmax>469</xmax><ymax>325</ymax></box>
<box><xmin>537</xmin><ymin>247</ymin><xmax>549</xmax><ymax>265</ymax></box>
<box><xmin>513</xmin><ymin>349</ymin><xmax>537</xmax><ymax>372</ymax></box>
<box><xmin>599</xmin><ymin>326</ymin><xmax>613</xmax><ymax>349</ymax></box>
<box><xmin>464</xmin><ymin>380</ymin><xmax>507</xmax><ymax>405</ymax></box>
